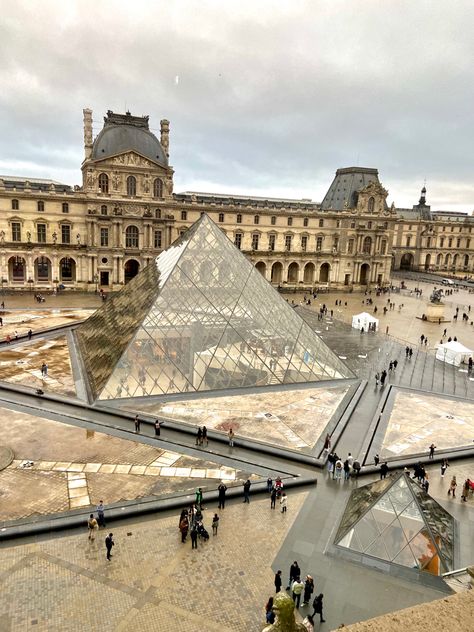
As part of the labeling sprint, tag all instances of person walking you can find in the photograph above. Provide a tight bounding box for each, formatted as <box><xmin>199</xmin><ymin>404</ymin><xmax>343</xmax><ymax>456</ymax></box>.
<box><xmin>27</xmin><ymin>329</ymin><xmax>32</xmax><ymax>340</ymax></box>
<box><xmin>179</xmin><ymin>515</ymin><xmax>189</xmax><ymax>543</ymax></box>
<box><xmin>154</xmin><ymin>419</ymin><xmax>161</xmax><ymax>436</ymax></box>
<box><xmin>96</xmin><ymin>501</ymin><xmax>106</xmax><ymax>528</ymax></box>
<box><xmin>286</xmin><ymin>561</ymin><xmax>300</xmax><ymax>591</ymax></box>
<box><xmin>380</xmin><ymin>462</ymin><xmax>389</xmax><ymax>479</ymax></box>
<box><xmin>448</xmin><ymin>475</ymin><xmax>457</xmax><ymax>498</ymax></box>
<box><xmin>292</xmin><ymin>577</ymin><xmax>304</xmax><ymax>608</ymax></box>
<box><xmin>429</xmin><ymin>443</ymin><xmax>436</xmax><ymax>459</ymax></box>
<box><xmin>228</xmin><ymin>428</ymin><xmax>234</xmax><ymax>447</ymax></box>
<box><xmin>461</xmin><ymin>479</ymin><xmax>471</xmax><ymax>502</ymax></box>
<box><xmin>374</xmin><ymin>454</ymin><xmax>380</xmax><ymax>466</ymax></box>
<box><xmin>218</xmin><ymin>482</ymin><xmax>227</xmax><ymax>509</ymax></box>
<box><xmin>134</xmin><ymin>415</ymin><xmax>140</xmax><ymax>433</ymax></box>
<box><xmin>87</xmin><ymin>514</ymin><xmax>98</xmax><ymax>541</ymax></box>
<box><xmin>343</xmin><ymin>459</ymin><xmax>351</xmax><ymax>481</ymax></box>
<box><xmin>105</xmin><ymin>533</ymin><xmax>114</xmax><ymax>560</ymax></box>
<box><xmin>311</xmin><ymin>594</ymin><xmax>325</xmax><ymax>623</ymax></box>
<box><xmin>243</xmin><ymin>479</ymin><xmax>251</xmax><ymax>503</ymax></box>
<box><xmin>267</xmin><ymin>477</ymin><xmax>273</xmax><ymax>493</ymax></box>
<box><xmin>380</xmin><ymin>370</ymin><xmax>387</xmax><ymax>386</ymax></box>
<box><xmin>212</xmin><ymin>513</ymin><xmax>219</xmax><ymax>535</ymax></box>
<box><xmin>274</xmin><ymin>570</ymin><xmax>282</xmax><ymax>593</ymax></box>
<box><xmin>352</xmin><ymin>458</ymin><xmax>361</xmax><ymax>478</ymax></box>
<box><xmin>375</xmin><ymin>372</ymin><xmax>379</xmax><ymax>387</ymax></box>
<box><xmin>265</xmin><ymin>597</ymin><xmax>275</xmax><ymax>624</ymax></box>
<box><xmin>190</xmin><ymin>524</ymin><xmax>198</xmax><ymax>549</ymax></box>
<box><xmin>202</xmin><ymin>425</ymin><xmax>208</xmax><ymax>446</ymax></box>
<box><xmin>302</xmin><ymin>575</ymin><xmax>314</xmax><ymax>606</ymax></box>
<box><xmin>280</xmin><ymin>492</ymin><xmax>287</xmax><ymax>513</ymax></box>
<box><xmin>270</xmin><ymin>485</ymin><xmax>277</xmax><ymax>510</ymax></box>
<box><xmin>441</xmin><ymin>459</ymin><xmax>449</xmax><ymax>477</ymax></box>
<box><xmin>334</xmin><ymin>458</ymin><xmax>343</xmax><ymax>481</ymax></box>
<box><xmin>195</xmin><ymin>487</ymin><xmax>203</xmax><ymax>510</ymax></box>
<box><xmin>196</xmin><ymin>427</ymin><xmax>202</xmax><ymax>446</ymax></box>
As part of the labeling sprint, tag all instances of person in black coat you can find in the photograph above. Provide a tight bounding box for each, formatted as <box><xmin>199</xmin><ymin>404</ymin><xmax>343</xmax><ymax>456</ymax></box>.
<box><xmin>286</xmin><ymin>561</ymin><xmax>300</xmax><ymax>590</ymax></box>
<box><xmin>218</xmin><ymin>482</ymin><xmax>227</xmax><ymax>509</ymax></box>
<box><xmin>380</xmin><ymin>462</ymin><xmax>389</xmax><ymax>479</ymax></box>
<box><xmin>312</xmin><ymin>593</ymin><xmax>325</xmax><ymax>623</ymax></box>
<box><xmin>303</xmin><ymin>575</ymin><xmax>314</xmax><ymax>605</ymax></box>
<box><xmin>274</xmin><ymin>570</ymin><xmax>282</xmax><ymax>593</ymax></box>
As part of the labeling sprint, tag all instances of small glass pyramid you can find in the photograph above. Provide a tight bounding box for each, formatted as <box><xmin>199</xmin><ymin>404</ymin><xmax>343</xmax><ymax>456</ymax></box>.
<box><xmin>335</xmin><ymin>472</ymin><xmax>455</xmax><ymax>575</ymax></box>
<box><xmin>76</xmin><ymin>214</ymin><xmax>352</xmax><ymax>401</ymax></box>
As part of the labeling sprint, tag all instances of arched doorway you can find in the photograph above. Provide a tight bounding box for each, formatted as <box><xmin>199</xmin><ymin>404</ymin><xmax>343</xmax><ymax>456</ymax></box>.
<box><xmin>319</xmin><ymin>262</ymin><xmax>330</xmax><ymax>283</ymax></box>
<box><xmin>124</xmin><ymin>259</ymin><xmax>140</xmax><ymax>283</ymax></box>
<box><xmin>360</xmin><ymin>263</ymin><xmax>370</xmax><ymax>285</ymax></box>
<box><xmin>424</xmin><ymin>254</ymin><xmax>431</xmax><ymax>271</ymax></box>
<box><xmin>445</xmin><ymin>253</ymin><xmax>451</xmax><ymax>268</ymax></box>
<box><xmin>453</xmin><ymin>254</ymin><xmax>458</xmax><ymax>269</ymax></box>
<box><xmin>60</xmin><ymin>257</ymin><xmax>76</xmax><ymax>282</ymax></box>
<box><xmin>400</xmin><ymin>253</ymin><xmax>414</xmax><ymax>270</ymax></box>
<box><xmin>436</xmin><ymin>253</ymin><xmax>443</xmax><ymax>267</ymax></box>
<box><xmin>255</xmin><ymin>262</ymin><xmax>266</xmax><ymax>278</ymax></box>
<box><xmin>287</xmin><ymin>262</ymin><xmax>299</xmax><ymax>283</ymax></box>
<box><xmin>271</xmin><ymin>262</ymin><xmax>283</xmax><ymax>284</ymax></box>
<box><xmin>35</xmin><ymin>256</ymin><xmax>51</xmax><ymax>282</ymax></box>
<box><xmin>464</xmin><ymin>254</ymin><xmax>469</xmax><ymax>269</ymax></box>
<box><xmin>303</xmin><ymin>262</ymin><xmax>315</xmax><ymax>284</ymax></box>
<box><xmin>9</xmin><ymin>256</ymin><xmax>26</xmax><ymax>283</ymax></box>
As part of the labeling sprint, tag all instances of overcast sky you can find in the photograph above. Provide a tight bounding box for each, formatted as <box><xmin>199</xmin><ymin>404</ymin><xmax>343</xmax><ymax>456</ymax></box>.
<box><xmin>0</xmin><ymin>0</ymin><xmax>473</xmax><ymax>211</ymax></box>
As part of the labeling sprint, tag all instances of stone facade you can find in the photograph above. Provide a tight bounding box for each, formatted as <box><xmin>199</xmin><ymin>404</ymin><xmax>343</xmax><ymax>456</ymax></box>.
<box><xmin>0</xmin><ymin>109</ymin><xmax>472</xmax><ymax>292</ymax></box>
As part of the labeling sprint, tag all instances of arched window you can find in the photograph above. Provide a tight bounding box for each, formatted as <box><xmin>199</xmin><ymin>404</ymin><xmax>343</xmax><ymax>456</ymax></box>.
<box><xmin>101</xmin><ymin>205</ymin><xmax>108</xmax><ymax>216</ymax></box>
<box><xmin>368</xmin><ymin>197</ymin><xmax>375</xmax><ymax>213</ymax></box>
<box><xmin>153</xmin><ymin>178</ymin><xmax>163</xmax><ymax>198</ymax></box>
<box><xmin>125</xmin><ymin>225</ymin><xmax>139</xmax><ymax>248</ymax></box>
<box><xmin>126</xmin><ymin>176</ymin><xmax>136</xmax><ymax>197</ymax></box>
<box><xmin>319</xmin><ymin>218</ymin><xmax>324</xmax><ymax>227</ymax></box>
<box><xmin>303</xmin><ymin>217</ymin><xmax>308</xmax><ymax>227</ymax></box>
<box><xmin>11</xmin><ymin>199</ymin><xmax>19</xmax><ymax>210</ymax></box>
<box><xmin>37</xmin><ymin>200</ymin><xmax>44</xmax><ymax>212</ymax></box>
<box><xmin>271</xmin><ymin>216</ymin><xmax>276</xmax><ymax>225</ymax></box>
<box><xmin>363</xmin><ymin>236</ymin><xmax>372</xmax><ymax>254</ymax></box>
<box><xmin>98</xmin><ymin>173</ymin><xmax>109</xmax><ymax>194</ymax></box>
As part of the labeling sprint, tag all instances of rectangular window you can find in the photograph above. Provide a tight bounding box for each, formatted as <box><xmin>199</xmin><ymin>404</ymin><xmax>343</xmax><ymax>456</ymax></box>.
<box><xmin>287</xmin><ymin>217</ymin><xmax>293</xmax><ymax>226</ymax></box>
<box><xmin>251</xmin><ymin>234</ymin><xmax>259</xmax><ymax>250</ymax></box>
<box><xmin>440</xmin><ymin>237</ymin><xmax>444</xmax><ymax>247</ymax></box>
<box><xmin>427</xmin><ymin>237</ymin><xmax>431</xmax><ymax>248</ymax></box>
<box><xmin>448</xmin><ymin>238</ymin><xmax>453</xmax><ymax>247</ymax></box>
<box><xmin>236</xmin><ymin>214</ymin><xmax>242</xmax><ymax>224</ymax></box>
<box><xmin>316</xmin><ymin>236</ymin><xmax>323</xmax><ymax>251</ymax></box>
<box><xmin>11</xmin><ymin>222</ymin><xmax>21</xmax><ymax>242</ymax></box>
<box><xmin>285</xmin><ymin>235</ymin><xmax>292</xmax><ymax>251</ymax></box>
<box><xmin>62</xmin><ymin>202</ymin><xmax>69</xmax><ymax>213</ymax></box>
<box><xmin>218</xmin><ymin>213</ymin><xmax>224</xmax><ymax>223</ymax></box>
<box><xmin>301</xmin><ymin>235</ymin><xmax>307</xmax><ymax>252</ymax></box>
<box><xmin>334</xmin><ymin>237</ymin><xmax>339</xmax><ymax>251</ymax></box>
<box><xmin>181</xmin><ymin>210</ymin><xmax>187</xmax><ymax>221</ymax></box>
<box><xmin>268</xmin><ymin>234</ymin><xmax>276</xmax><ymax>251</ymax></box>
<box><xmin>234</xmin><ymin>233</ymin><xmax>242</xmax><ymax>249</ymax></box>
<box><xmin>100</xmin><ymin>228</ymin><xmax>109</xmax><ymax>247</ymax></box>
<box><xmin>271</xmin><ymin>216</ymin><xmax>276</xmax><ymax>225</ymax></box>
<box><xmin>303</xmin><ymin>217</ymin><xmax>309</xmax><ymax>227</ymax></box>
<box><xmin>457</xmin><ymin>238</ymin><xmax>461</xmax><ymax>247</ymax></box>
<box><xmin>347</xmin><ymin>238</ymin><xmax>354</xmax><ymax>254</ymax></box>
<box><xmin>380</xmin><ymin>239</ymin><xmax>387</xmax><ymax>255</ymax></box>
<box><xmin>61</xmin><ymin>224</ymin><xmax>70</xmax><ymax>244</ymax></box>
<box><xmin>37</xmin><ymin>224</ymin><xmax>46</xmax><ymax>243</ymax></box>
<box><xmin>406</xmin><ymin>236</ymin><xmax>411</xmax><ymax>247</ymax></box>
<box><xmin>319</xmin><ymin>219</ymin><xmax>324</xmax><ymax>227</ymax></box>
<box><xmin>467</xmin><ymin>239</ymin><xmax>471</xmax><ymax>249</ymax></box>
<box><xmin>154</xmin><ymin>230</ymin><xmax>162</xmax><ymax>248</ymax></box>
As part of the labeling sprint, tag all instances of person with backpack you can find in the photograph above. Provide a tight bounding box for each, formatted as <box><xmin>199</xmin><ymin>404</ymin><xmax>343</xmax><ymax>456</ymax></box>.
<box><xmin>312</xmin><ymin>594</ymin><xmax>325</xmax><ymax>623</ymax></box>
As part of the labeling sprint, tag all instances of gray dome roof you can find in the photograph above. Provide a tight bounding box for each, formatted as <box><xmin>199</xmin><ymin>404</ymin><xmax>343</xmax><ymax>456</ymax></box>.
<box><xmin>92</xmin><ymin>124</ymin><xmax>168</xmax><ymax>166</ymax></box>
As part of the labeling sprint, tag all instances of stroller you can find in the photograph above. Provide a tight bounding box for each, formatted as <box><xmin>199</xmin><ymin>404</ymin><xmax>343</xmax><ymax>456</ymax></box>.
<box><xmin>196</xmin><ymin>520</ymin><xmax>209</xmax><ymax>541</ymax></box>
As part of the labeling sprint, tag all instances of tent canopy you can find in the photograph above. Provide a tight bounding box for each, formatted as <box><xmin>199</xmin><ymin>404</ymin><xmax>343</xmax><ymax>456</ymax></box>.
<box><xmin>352</xmin><ymin>312</ymin><xmax>379</xmax><ymax>331</ymax></box>
<box><xmin>436</xmin><ymin>340</ymin><xmax>473</xmax><ymax>366</ymax></box>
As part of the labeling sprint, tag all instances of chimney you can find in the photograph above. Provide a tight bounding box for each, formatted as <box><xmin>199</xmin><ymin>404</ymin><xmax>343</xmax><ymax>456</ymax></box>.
<box><xmin>83</xmin><ymin>108</ymin><xmax>93</xmax><ymax>160</ymax></box>
<box><xmin>160</xmin><ymin>119</ymin><xmax>170</xmax><ymax>158</ymax></box>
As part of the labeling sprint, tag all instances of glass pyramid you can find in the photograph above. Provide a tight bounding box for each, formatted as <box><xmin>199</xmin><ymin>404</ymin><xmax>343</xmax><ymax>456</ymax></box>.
<box><xmin>335</xmin><ymin>473</ymin><xmax>455</xmax><ymax>576</ymax></box>
<box><xmin>76</xmin><ymin>214</ymin><xmax>352</xmax><ymax>401</ymax></box>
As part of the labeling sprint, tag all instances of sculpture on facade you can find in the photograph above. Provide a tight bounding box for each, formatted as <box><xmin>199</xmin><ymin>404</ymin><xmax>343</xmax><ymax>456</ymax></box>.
<box><xmin>261</xmin><ymin>592</ymin><xmax>307</xmax><ymax>632</ymax></box>
<box><xmin>112</xmin><ymin>172</ymin><xmax>121</xmax><ymax>190</ymax></box>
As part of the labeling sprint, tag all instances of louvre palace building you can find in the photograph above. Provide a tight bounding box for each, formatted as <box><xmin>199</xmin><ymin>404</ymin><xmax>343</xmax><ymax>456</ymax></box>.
<box><xmin>0</xmin><ymin>108</ymin><xmax>472</xmax><ymax>292</ymax></box>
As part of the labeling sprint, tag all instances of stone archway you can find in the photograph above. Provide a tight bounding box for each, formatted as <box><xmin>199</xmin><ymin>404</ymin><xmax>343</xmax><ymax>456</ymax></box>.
<box><xmin>8</xmin><ymin>256</ymin><xmax>26</xmax><ymax>283</ymax></box>
<box><xmin>271</xmin><ymin>262</ymin><xmax>283</xmax><ymax>284</ymax></box>
<box><xmin>424</xmin><ymin>254</ymin><xmax>431</xmax><ymax>271</ymax></box>
<box><xmin>319</xmin><ymin>262</ymin><xmax>330</xmax><ymax>283</ymax></box>
<box><xmin>360</xmin><ymin>263</ymin><xmax>370</xmax><ymax>285</ymax></box>
<box><xmin>287</xmin><ymin>262</ymin><xmax>299</xmax><ymax>283</ymax></box>
<box><xmin>400</xmin><ymin>252</ymin><xmax>414</xmax><ymax>270</ymax></box>
<box><xmin>255</xmin><ymin>261</ymin><xmax>266</xmax><ymax>278</ymax></box>
<box><xmin>60</xmin><ymin>257</ymin><xmax>76</xmax><ymax>282</ymax></box>
<box><xmin>303</xmin><ymin>262</ymin><xmax>315</xmax><ymax>284</ymax></box>
<box><xmin>35</xmin><ymin>256</ymin><xmax>51</xmax><ymax>282</ymax></box>
<box><xmin>436</xmin><ymin>253</ymin><xmax>443</xmax><ymax>267</ymax></box>
<box><xmin>124</xmin><ymin>259</ymin><xmax>140</xmax><ymax>283</ymax></box>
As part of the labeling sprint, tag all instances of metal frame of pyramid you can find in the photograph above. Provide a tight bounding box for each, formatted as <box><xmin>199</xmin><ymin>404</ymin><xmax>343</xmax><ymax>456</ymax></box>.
<box><xmin>335</xmin><ymin>472</ymin><xmax>455</xmax><ymax>575</ymax></box>
<box><xmin>75</xmin><ymin>214</ymin><xmax>353</xmax><ymax>401</ymax></box>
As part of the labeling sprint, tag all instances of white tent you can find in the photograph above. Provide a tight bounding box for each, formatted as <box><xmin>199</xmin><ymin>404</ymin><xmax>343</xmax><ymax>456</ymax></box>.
<box><xmin>435</xmin><ymin>341</ymin><xmax>473</xmax><ymax>366</ymax></box>
<box><xmin>351</xmin><ymin>312</ymin><xmax>379</xmax><ymax>332</ymax></box>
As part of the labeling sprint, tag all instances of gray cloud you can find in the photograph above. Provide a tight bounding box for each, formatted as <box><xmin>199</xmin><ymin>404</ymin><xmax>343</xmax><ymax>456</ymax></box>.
<box><xmin>0</xmin><ymin>0</ymin><xmax>473</xmax><ymax>211</ymax></box>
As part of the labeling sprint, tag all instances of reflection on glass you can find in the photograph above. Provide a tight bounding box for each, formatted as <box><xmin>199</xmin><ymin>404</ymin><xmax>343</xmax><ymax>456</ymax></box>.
<box><xmin>76</xmin><ymin>215</ymin><xmax>353</xmax><ymax>400</ymax></box>
<box><xmin>335</xmin><ymin>473</ymin><xmax>455</xmax><ymax>575</ymax></box>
